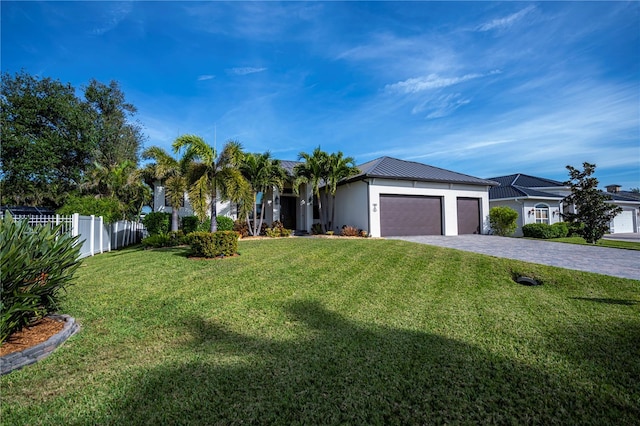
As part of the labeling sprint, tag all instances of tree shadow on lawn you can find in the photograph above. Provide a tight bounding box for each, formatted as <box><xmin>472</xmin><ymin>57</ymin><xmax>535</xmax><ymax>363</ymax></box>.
<box><xmin>571</xmin><ymin>297</ymin><xmax>639</xmax><ymax>306</ymax></box>
<box><xmin>107</xmin><ymin>301</ymin><xmax>639</xmax><ymax>424</ymax></box>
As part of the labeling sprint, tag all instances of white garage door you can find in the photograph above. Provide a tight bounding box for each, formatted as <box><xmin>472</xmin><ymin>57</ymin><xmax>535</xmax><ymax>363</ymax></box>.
<box><xmin>612</xmin><ymin>210</ymin><xmax>634</xmax><ymax>233</ymax></box>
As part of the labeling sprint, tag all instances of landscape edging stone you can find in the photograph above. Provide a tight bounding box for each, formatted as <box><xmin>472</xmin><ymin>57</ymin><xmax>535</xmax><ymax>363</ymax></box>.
<box><xmin>0</xmin><ymin>314</ymin><xmax>80</xmax><ymax>375</ymax></box>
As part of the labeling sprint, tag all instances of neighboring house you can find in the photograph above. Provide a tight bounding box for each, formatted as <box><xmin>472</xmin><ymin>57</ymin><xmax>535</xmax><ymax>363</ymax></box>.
<box><xmin>151</xmin><ymin>156</ymin><xmax>497</xmax><ymax>237</ymax></box>
<box><xmin>603</xmin><ymin>185</ymin><xmax>640</xmax><ymax>234</ymax></box>
<box><xmin>488</xmin><ymin>174</ymin><xmax>640</xmax><ymax>236</ymax></box>
<box><xmin>332</xmin><ymin>157</ymin><xmax>497</xmax><ymax>237</ymax></box>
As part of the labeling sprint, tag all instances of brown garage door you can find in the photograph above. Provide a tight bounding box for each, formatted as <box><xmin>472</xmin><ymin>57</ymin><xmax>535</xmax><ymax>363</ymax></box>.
<box><xmin>457</xmin><ymin>197</ymin><xmax>480</xmax><ymax>234</ymax></box>
<box><xmin>380</xmin><ymin>195</ymin><xmax>442</xmax><ymax>236</ymax></box>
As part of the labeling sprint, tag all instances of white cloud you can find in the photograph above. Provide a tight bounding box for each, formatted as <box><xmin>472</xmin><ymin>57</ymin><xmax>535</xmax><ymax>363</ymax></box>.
<box><xmin>386</xmin><ymin>70</ymin><xmax>501</xmax><ymax>95</ymax></box>
<box><xmin>91</xmin><ymin>2</ymin><xmax>132</xmax><ymax>35</ymax></box>
<box><xmin>197</xmin><ymin>75</ymin><xmax>215</xmax><ymax>81</ymax></box>
<box><xmin>227</xmin><ymin>67</ymin><xmax>267</xmax><ymax>76</ymax></box>
<box><xmin>477</xmin><ymin>5</ymin><xmax>536</xmax><ymax>32</ymax></box>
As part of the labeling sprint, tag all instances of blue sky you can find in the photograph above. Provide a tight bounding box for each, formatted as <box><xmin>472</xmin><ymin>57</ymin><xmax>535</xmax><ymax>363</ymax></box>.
<box><xmin>3</xmin><ymin>1</ymin><xmax>639</xmax><ymax>189</ymax></box>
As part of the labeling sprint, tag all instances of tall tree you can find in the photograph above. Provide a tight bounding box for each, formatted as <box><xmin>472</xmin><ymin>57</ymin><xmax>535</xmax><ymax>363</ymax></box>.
<box><xmin>141</xmin><ymin>146</ymin><xmax>191</xmax><ymax>231</ymax></box>
<box><xmin>84</xmin><ymin>79</ymin><xmax>145</xmax><ymax>167</ymax></box>
<box><xmin>563</xmin><ymin>162</ymin><xmax>622</xmax><ymax>244</ymax></box>
<box><xmin>294</xmin><ymin>147</ymin><xmax>330</xmax><ymax>233</ymax></box>
<box><xmin>0</xmin><ymin>71</ymin><xmax>95</xmax><ymax>207</ymax></box>
<box><xmin>326</xmin><ymin>152</ymin><xmax>359</xmax><ymax>231</ymax></box>
<box><xmin>240</xmin><ymin>152</ymin><xmax>288</xmax><ymax>236</ymax></box>
<box><xmin>173</xmin><ymin>135</ymin><xmax>248</xmax><ymax>232</ymax></box>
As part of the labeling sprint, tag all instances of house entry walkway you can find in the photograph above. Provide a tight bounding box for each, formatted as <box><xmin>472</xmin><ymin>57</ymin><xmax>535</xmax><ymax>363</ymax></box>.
<box><xmin>389</xmin><ymin>235</ymin><xmax>640</xmax><ymax>281</ymax></box>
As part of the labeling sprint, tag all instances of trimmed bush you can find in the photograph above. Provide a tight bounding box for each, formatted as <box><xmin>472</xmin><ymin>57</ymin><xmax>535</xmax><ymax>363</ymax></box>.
<box><xmin>217</xmin><ymin>216</ymin><xmax>234</xmax><ymax>231</ymax></box>
<box><xmin>523</xmin><ymin>222</ymin><xmax>569</xmax><ymax>239</ymax></box>
<box><xmin>182</xmin><ymin>216</ymin><xmax>199</xmax><ymax>234</ymax></box>
<box><xmin>0</xmin><ymin>213</ymin><xmax>82</xmax><ymax>343</ymax></box>
<box><xmin>142</xmin><ymin>212</ymin><xmax>171</xmax><ymax>235</ymax></box>
<box><xmin>551</xmin><ymin>222</ymin><xmax>569</xmax><ymax>238</ymax></box>
<box><xmin>489</xmin><ymin>206</ymin><xmax>518</xmax><ymax>237</ymax></box>
<box><xmin>187</xmin><ymin>231</ymin><xmax>239</xmax><ymax>258</ymax></box>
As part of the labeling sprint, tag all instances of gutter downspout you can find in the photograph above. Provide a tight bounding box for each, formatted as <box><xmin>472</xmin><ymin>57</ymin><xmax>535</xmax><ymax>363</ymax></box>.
<box><xmin>366</xmin><ymin>179</ymin><xmax>371</xmax><ymax>236</ymax></box>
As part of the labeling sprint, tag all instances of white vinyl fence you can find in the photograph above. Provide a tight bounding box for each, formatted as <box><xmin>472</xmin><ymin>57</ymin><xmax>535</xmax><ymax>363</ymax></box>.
<box><xmin>6</xmin><ymin>213</ymin><xmax>145</xmax><ymax>259</ymax></box>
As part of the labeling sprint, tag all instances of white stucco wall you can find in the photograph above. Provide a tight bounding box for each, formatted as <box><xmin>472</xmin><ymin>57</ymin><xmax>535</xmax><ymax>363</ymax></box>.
<box><xmin>333</xmin><ymin>180</ymin><xmax>369</xmax><ymax>234</ymax></box>
<box><xmin>334</xmin><ymin>178</ymin><xmax>492</xmax><ymax>237</ymax></box>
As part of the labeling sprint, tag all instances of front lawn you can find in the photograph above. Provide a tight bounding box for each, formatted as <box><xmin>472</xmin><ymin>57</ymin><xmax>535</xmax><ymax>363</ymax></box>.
<box><xmin>2</xmin><ymin>238</ymin><xmax>639</xmax><ymax>424</ymax></box>
<box><xmin>548</xmin><ymin>236</ymin><xmax>640</xmax><ymax>251</ymax></box>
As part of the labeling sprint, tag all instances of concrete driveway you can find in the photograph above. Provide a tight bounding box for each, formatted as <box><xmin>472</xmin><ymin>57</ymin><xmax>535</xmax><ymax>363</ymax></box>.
<box><xmin>390</xmin><ymin>235</ymin><xmax>640</xmax><ymax>281</ymax></box>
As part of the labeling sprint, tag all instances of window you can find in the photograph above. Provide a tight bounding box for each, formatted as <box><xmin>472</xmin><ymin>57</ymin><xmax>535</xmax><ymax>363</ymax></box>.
<box><xmin>535</xmin><ymin>204</ymin><xmax>549</xmax><ymax>224</ymax></box>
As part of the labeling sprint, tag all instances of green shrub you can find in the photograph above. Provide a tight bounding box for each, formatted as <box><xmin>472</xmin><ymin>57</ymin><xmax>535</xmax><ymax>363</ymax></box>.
<box><xmin>523</xmin><ymin>222</ymin><xmax>569</xmax><ymax>239</ymax></box>
<box><xmin>311</xmin><ymin>223</ymin><xmax>323</xmax><ymax>235</ymax></box>
<box><xmin>551</xmin><ymin>222</ymin><xmax>569</xmax><ymax>238</ymax></box>
<box><xmin>216</xmin><ymin>216</ymin><xmax>234</xmax><ymax>231</ymax></box>
<box><xmin>265</xmin><ymin>220</ymin><xmax>292</xmax><ymax>238</ymax></box>
<box><xmin>142</xmin><ymin>231</ymin><xmax>185</xmax><ymax>248</ymax></box>
<box><xmin>142</xmin><ymin>212</ymin><xmax>171</xmax><ymax>235</ymax></box>
<box><xmin>0</xmin><ymin>213</ymin><xmax>82</xmax><ymax>343</ymax></box>
<box><xmin>182</xmin><ymin>216</ymin><xmax>199</xmax><ymax>234</ymax></box>
<box><xmin>187</xmin><ymin>231</ymin><xmax>239</xmax><ymax>258</ymax></box>
<box><xmin>57</xmin><ymin>195</ymin><xmax>123</xmax><ymax>223</ymax></box>
<box><xmin>489</xmin><ymin>206</ymin><xmax>518</xmax><ymax>236</ymax></box>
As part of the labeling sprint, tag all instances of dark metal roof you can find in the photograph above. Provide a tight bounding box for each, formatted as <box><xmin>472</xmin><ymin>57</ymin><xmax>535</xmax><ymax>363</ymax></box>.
<box><xmin>345</xmin><ymin>156</ymin><xmax>498</xmax><ymax>186</ymax></box>
<box><xmin>488</xmin><ymin>173</ymin><xmax>567</xmax><ymax>200</ymax></box>
<box><xmin>279</xmin><ymin>160</ymin><xmax>302</xmax><ymax>176</ymax></box>
<box><xmin>608</xmin><ymin>191</ymin><xmax>640</xmax><ymax>203</ymax></box>
<box><xmin>487</xmin><ymin>173</ymin><xmax>565</xmax><ymax>188</ymax></box>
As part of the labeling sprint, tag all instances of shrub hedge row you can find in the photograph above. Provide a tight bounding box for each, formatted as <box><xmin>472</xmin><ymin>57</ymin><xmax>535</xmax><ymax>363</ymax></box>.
<box><xmin>187</xmin><ymin>231</ymin><xmax>239</xmax><ymax>258</ymax></box>
<box><xmin>522</xmin><ymin>222</ymin><xmax>569</xmax><ymax>239</ymax></box>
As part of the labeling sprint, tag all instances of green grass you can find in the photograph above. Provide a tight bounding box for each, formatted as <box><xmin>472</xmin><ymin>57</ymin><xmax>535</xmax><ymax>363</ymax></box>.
<box><xmin>547</xmin><ymin>236</ymin><xmax>640</xmax><ymax>250</ymax></box>
<box><xmin>2</xmin><ymin>238</ymin><xmax>639</xmax><ymax>424</ymax></box>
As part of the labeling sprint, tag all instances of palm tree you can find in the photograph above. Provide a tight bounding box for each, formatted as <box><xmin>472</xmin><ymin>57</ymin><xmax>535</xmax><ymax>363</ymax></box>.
<box><xmin>173</xmin><ymin>135</ymin><xmax>248</xmax><ymax>232</ymax></box>
<box><xmin>141</xmin><ymin>145</ymin><xmax>191</xmax><ymax>232</ymax></box>
<box><xmin>294</xmin><ymin>147</ymin><xmax>330</xmax><ymax>233</ymax></box>
<box><xmin>240</xmin><ymin>152</ymin><xmax>288</xmax><ymax>236</ymax></box>
<box><xmin>326</xmin><ymin>152</ymin><xmax>359</xmax><ymax>231</ymax></box>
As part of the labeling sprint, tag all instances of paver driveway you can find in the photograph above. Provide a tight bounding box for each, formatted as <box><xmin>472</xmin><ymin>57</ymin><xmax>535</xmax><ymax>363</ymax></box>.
<box><xmin>390</xmin><ymin>235</ymin><xmax>640</xmax><ymax>280</ymax></box>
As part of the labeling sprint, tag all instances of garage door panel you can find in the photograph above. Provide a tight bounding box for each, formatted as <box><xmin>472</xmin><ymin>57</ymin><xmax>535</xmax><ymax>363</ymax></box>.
<box><xmin>613</xmin><ymin>210</ymin><xmax>633</xmax><ymax>233</ymax></box>
<box><xmin>380</xmin><ymin>195</ymin><xmax>442</xmax><ymax>236</ymax></box>
<box><xmin>457</xmin><ymin>197</ymin><xmax>480</xmax><ymax>234</ymax></box>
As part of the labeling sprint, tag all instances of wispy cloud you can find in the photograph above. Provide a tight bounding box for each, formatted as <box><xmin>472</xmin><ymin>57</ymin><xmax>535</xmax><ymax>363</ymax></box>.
<box><xmin>91</xmin><ymin>2</ymin><xmax>132</xmax><ymax>35</ymax></box>
<box><xmin>386</xmin><ymin>70</ymin><xmax>501</xmax><ymax>94</ymax></box>
<box><xmin>227</xmin><ymin>67</ymin><xmax>267</xmax><ymax>76</ymax></box>
<box><xmin>477</xmin><ymin>5</ymin><xmax>536</xmax><ymax>32</ymax></box>
<box><xmin>197</xmin><ymin>75</ymin><xmax>215</xmax><ymax>81</ymax></box>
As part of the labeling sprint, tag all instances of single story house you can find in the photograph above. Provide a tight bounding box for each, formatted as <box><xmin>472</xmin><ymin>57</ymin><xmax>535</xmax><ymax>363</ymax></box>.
<box><xmin>151</xmin><ymin>156</ymin><xmax>498</xmax><ymax>237</ymax></box>
<box><xmin>488</xmin><ymin>174</ymin><xmax>640</xmax><ymax>236</ymax></box>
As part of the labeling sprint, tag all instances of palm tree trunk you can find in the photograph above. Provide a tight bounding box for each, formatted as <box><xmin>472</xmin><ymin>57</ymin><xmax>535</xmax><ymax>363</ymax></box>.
<box><xmin>171</xmin><ymin>208</ymin><xmax>179</xmax><ymax>232</ymax></box>
<box><xmin>331</xmin><ymin>194</ymin><xmax>336</xmax><ymax>233</ymax></box>
<box><xmin>258</xmin><ymin>198</ymin><xmax>266</xmax><ymax>236</ymax></box>
<box><xmin>316</xmin><ymin>189</ymin><xmax>326</xmax><ymax>233</ymax></box>
<box><xmin>210</xmin><ymin>191</ymin><xmax>217</xmax><ymax>233</ymax></box>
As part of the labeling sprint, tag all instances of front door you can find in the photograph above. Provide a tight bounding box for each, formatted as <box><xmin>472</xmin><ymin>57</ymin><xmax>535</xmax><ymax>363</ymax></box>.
<box><xmin>280</xmin><ymin>196</ymin><xmax>297</xmax><ymax>230</ymax></box>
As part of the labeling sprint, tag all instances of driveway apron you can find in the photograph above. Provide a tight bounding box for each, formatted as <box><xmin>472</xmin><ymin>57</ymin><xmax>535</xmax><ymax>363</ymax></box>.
<box><xmin>390</xmin><ymin>235</ymin><xmax>640</xmax><ymax>281</ymax></box>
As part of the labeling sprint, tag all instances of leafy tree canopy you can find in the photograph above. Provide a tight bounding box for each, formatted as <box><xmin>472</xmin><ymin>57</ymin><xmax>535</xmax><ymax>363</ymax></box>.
<box><xmin>0</xmin><ymin>71</ymin><xmax>95</xmax><ymax>207</ymax></box>
<box><xmin>0</xmin><ymin>71</ymin><xmax>145</xmax><ymax>209</ymax></box>
<box><xmin>563</xmin><ymin>162</ymin><xmax>622</xmax><ymax>244</ymax></box>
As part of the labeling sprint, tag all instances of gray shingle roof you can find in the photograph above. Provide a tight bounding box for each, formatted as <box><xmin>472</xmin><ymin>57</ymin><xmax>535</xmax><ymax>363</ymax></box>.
<box><xmin>346</xmin><ymin>156</ymin><xmax>498</xmax><ymax>186</ymax></box>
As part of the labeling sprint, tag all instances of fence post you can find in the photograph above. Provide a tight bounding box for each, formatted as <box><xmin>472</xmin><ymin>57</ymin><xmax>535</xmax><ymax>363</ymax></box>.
<box><xmin>90</xmin><ymin>215</ymin><xmax>95</xmax><ymax>256</ymax></box>
<box><xmin>99</xmin><ymin>216</ymin><xmax>104</xmax><ymax>254</ymax></box>
<box><xmin>72</xmin><ymin>213</ymin><xmax>80</xmax><ymax>238</ymax></box>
